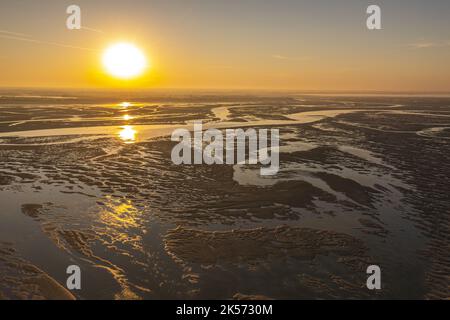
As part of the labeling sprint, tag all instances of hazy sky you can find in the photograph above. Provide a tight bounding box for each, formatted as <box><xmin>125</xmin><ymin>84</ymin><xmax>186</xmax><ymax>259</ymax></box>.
<box><xmin>1</xmin><ymin>0</ymin><xmax>450</xmax><ymax>91</ymax></box>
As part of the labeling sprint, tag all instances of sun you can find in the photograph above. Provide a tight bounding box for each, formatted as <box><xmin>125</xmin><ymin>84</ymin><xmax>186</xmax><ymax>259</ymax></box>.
<box><xmin>102</xmin><ymin>43</ymin><xmax>148</xmax><ymax>79</ymax></box>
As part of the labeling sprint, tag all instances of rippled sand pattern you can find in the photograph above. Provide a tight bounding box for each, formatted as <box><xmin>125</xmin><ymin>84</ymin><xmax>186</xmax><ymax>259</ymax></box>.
<box><xmin>0</xmin><ymin>94</ymin><xmax>449</xmax><ymax>299</ymax></box>
<box><xmin>0</xmin><ymin>242</ymin><xmax>75</xmax><ymax>300</ymax></box>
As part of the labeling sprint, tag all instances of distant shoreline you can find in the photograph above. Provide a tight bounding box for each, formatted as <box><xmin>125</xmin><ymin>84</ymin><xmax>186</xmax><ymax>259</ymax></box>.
<box><xmin>1</xmin><ymin>88</ymin><xmax>450</xmax><ymax>100</ymax></box>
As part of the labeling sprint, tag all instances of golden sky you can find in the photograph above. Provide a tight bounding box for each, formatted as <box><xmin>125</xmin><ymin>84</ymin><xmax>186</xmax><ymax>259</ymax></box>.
<box><xmin>1</xmin><ymin>0</ymin><xmax>450</xmax><ymax>92</ymax></box>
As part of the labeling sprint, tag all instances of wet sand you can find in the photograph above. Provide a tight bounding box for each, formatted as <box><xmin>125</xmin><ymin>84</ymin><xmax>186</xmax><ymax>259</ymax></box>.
<box><xmin>0</xmin><ymin>93</ymin><xmax>449</xmax><ymax>299</ymax></box>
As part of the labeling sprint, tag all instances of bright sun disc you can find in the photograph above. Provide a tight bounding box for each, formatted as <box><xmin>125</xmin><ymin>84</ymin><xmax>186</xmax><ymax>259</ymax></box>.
<box><xmin>103</xmin><ymin>43</ymin><xmax>147</xmax><ymax>79</ymax></box>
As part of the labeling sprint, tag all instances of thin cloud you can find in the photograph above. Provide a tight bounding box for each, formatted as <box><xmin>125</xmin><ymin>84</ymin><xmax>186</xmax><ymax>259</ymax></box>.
<box><xmin>272</xmin><ymin>54</ymin><xmax>289</xmax><ymax>60</ymax></box>
<box><xmin>408</xmin><ymin>40</ymin><xmax>450</xmax><ymax>49</ymax></box>
<box><xmin>409</xmin><ymin>42</ymin><xmax>437</xmax><ymax>49</ymax></box>
<box><xmin>272</xmin><ymin>54</ymin><xmax>310</xmax><ymax>61</ymax></box>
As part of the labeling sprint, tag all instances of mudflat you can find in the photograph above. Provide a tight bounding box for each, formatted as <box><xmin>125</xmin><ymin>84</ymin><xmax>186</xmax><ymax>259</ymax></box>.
<box><xmin>0</xmin><ymin>92</ymin><xmax>449</xmax><ymax>299</ymax></box>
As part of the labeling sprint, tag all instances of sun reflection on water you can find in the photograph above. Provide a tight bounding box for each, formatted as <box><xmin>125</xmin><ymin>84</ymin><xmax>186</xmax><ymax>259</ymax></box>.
<box><xmin>100</xmin><ymin>198</ymin><xmax>140</xmax><ymax>229</ymax></box>
<box><xmin>118</xmin><ymin>125</ymin><xmax>137</xmax><ymax>143</ymax></box>
<box><xmin>120</xmin><ymin>102</ymin><xmax>132</xmax><ymax>108</ymax></box>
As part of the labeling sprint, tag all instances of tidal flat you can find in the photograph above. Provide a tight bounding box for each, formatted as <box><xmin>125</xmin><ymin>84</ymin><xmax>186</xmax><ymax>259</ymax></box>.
<box><xmin>0</xmin><ymin>92</ymin><xmax>449</xmax><ymax>299</ymax></box>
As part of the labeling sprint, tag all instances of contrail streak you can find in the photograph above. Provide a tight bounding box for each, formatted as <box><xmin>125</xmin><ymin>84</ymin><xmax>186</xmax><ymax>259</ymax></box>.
<box><xmin>0</xmin><ymin>30</ymin><xmax>32</xmax><ymax>37</ymax></box>
<box><xmin>82</xmin><ymin>26</ymin><xmax>105</xmax><ymax>34</ymax></box>
<box><xmin>0</xmin><ymin>34</ymin><xmax>98</xmax><ymax>52</ymax></box>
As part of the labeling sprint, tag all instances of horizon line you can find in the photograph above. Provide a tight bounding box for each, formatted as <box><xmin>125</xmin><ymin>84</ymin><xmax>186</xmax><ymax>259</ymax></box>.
<box><xmin>1</xmin><ymin>86</ymin><xmax>450</xmax><ymax>95</ymax></box>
